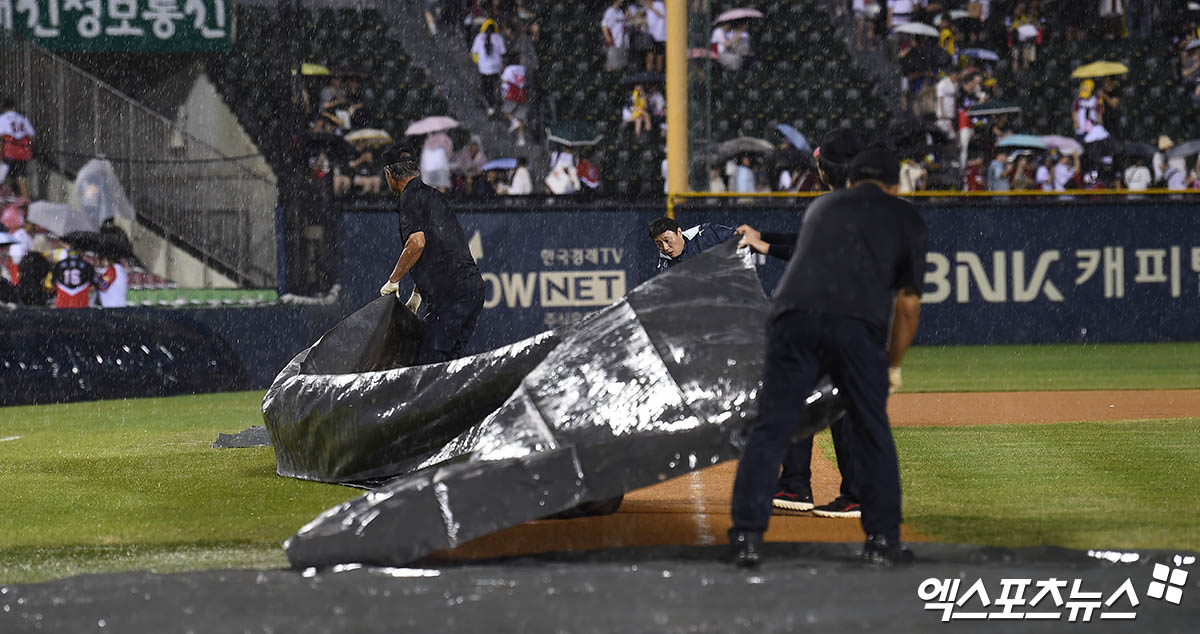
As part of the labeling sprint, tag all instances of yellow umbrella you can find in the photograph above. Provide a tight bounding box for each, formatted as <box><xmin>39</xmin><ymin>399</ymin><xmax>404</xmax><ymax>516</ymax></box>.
<box><xmin>344</xmin><ymin>128</ymin><xmax>394</xmax><ymax>147</ymax></box>
<box><xmin>292</xmin><ymin>62</ymin><xmax>332</xmax><ymax>76</ymax></box>
<box><xmin>1070</xmin><ymin>61</ymin><xmax>1129</xmax><ymax>79</ymax></box>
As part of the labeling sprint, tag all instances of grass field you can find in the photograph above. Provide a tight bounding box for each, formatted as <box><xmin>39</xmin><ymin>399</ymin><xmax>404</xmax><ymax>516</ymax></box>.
<box><xmin>1</xmin><ymin>343</ymin><xmax>1198</xmax><ymax>584</ymax></box>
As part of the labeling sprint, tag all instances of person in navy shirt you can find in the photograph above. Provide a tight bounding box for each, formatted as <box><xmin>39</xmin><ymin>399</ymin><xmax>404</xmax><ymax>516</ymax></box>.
<box><xmin>729</xmin><ymin>148</ymin><xmax>927</xmax><ymax>568</ymax></box>
<box><xmin>648</xmin><ymin>216</ymin><xmax>734</xmax><ymax>273</ymax></box>
<box><xmin>379</xmin><ymin>146</ymin><xmax>486</xmax><ymax>364</ymax></box>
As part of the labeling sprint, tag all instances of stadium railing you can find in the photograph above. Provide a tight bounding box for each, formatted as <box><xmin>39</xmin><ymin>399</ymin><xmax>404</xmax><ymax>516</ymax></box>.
<box><xmin>0</xmin><ymin>38</ymin><xmax>279</xmax><ymax>288</ymax></box>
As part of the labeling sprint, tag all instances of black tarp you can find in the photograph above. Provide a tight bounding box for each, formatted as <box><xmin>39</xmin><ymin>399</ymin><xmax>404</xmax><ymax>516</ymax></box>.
<box><xmin>263</xmin><ymin>242</ymin><xmax>843</xmax><ymax>568</ymax></box>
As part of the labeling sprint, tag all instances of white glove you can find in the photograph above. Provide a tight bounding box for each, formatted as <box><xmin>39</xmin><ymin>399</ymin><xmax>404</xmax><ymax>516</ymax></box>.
<box><xmin>888</xmin><ymin>366</ymin><xmax>903</xmax><ymax>395</ymax></box>
<box><xmin>379</xmin><ymin>280</ymin><xmax>399</xmax><ymax>296</ymax></box>
<box><xmin>404</xmin><ymin>288</ymin><xmax>422</xmax><ymax>314</ymax></box>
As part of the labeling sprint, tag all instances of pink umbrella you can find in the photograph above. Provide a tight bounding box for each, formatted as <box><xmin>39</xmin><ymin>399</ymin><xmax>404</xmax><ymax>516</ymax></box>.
<box><xmin>405</xmin><ymin>116</ymin><xmax>459</xmax><ymax>136</ymax></box>
<box><xmin>714</xmin><ymin>8</ymin><xmax>765</xmax><ymax>24</ymax></box>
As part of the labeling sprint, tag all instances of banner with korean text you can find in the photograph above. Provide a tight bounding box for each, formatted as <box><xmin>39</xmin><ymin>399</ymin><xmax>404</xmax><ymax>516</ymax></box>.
<box><xmin>339</xmin><ymin>201</ymin><xmax>1200</xmax><ymax>353</ymax></box>
<box><xmin>4</xmin><ymin>0</ymin><xmax>232</xmax><ymax>52</ymax></box>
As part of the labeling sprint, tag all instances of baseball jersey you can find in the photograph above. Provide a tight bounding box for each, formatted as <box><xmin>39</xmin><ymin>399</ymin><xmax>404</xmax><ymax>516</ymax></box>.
<box><xmin>52</xmin><ymin>254</ymin><xmax>95</xmax><ymax>309</ymax></box>
<box><xmin>96</xmin><ymin>262</ymin><xmax>128</xmax><ymax>307</ymax></box>
<box><xmin>500</xmin><ymin>65</ymin><xmax>527</xmax><ymax>103</ymax></box>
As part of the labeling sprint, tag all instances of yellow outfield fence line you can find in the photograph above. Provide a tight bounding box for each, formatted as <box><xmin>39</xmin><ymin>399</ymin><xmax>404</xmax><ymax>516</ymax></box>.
<box><xmin>666</xmin><ymin>189</ymin><xmax>1200</xmax><ymax>217</ymax></box>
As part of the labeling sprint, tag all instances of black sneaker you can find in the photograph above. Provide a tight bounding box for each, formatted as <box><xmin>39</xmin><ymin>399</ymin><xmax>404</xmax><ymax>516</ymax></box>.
<box><xmin>862</xmin><ymin>534</ymin><xmax>915</xmax><ymax>566</ymax></box>
<box><xmin>812</xmin><ymin>496</ymin><xmax>861</xmax><ymax>518</ymax></box>
<box><xmin>772</xmin><ymin>488</ymin><xmax>814</xmax><ymax>511</ymax></box>
<box><xmin>727</xmin><ymin>529</ymin><xmax>764</xmax><ymax>568</ymax></box>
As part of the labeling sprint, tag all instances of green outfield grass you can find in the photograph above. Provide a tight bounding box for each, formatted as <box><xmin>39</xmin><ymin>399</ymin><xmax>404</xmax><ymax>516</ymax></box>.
<box><xmin>903</xmin><ymin>343</ymin><xmax>1200</xmax><ymax>392</ymax></box>
<box><xmin>0</xmin><ymin>392</ymin><xmax>358</xmax><ymax>584</ymax></box>
<box><xmin>2</xmin><ymin>343</ymin><xmax>1198</xmax><ymax>584</ymax></box>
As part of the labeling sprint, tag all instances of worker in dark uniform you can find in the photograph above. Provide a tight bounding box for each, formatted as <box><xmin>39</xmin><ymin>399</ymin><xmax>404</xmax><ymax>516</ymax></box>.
<box><xmin>378</xmin><ymin>146</ymin><xmax>486</xmax><ymax>364</ymax></box>
<box><xmin>735</xmin><ymin>128</ymin><xmax>866</xmax><ymax>519</ymax></box>
<box><xmin>729</xmin><ymin>148</ymin><xmax>927</xmax><ymax>567</ymax></box>
<box><xmin>649</xmin><ymin>216</ymin><xmax>735</xmax><ymax>273</ymax></box>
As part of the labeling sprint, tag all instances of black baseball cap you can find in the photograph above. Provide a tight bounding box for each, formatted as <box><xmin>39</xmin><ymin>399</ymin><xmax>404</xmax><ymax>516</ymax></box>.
<box><xmin>848</xmin><ymin>148</ymin><xmax>900</xmax><ymax>185</ymax></box>
<box><xmin>813</xmin><ymin>128</ymin><xmax>865</xmax><ymax>166</ymax></box>
<box><xmin>379</xmin><ymin>144</ymin><xmax>415</xmax><ymax>165</ymax></box>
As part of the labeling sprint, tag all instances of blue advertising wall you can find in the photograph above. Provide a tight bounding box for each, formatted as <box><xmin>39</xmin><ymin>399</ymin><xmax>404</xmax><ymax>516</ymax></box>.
<box><xmin>342</xmin><ymin>201</ymin><xmax>1200</xmax><ymax>352</ymax></box>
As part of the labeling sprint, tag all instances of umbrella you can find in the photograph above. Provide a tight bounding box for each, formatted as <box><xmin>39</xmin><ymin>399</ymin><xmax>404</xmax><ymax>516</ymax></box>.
<box><xmin>1084</xmin><ymin>125</ymin><xmax>1111</xmax><ymax>144</ymax></box>
<box><xmin>1167</xmin><ymin>139</ymin><xmax>1200</xmax><ymax>159</ymax></box>
<box><xmin>294</xmin><ymin>62</ymin><xmax>331</xmax><ymax>76</ymax></box>
<box><xmin>688</xmin><ymin>47</ymin><xmax>718</xmax><ymax>59</ymax></box>
<box><xmin>967</xmin><ymin>100</ymin><xmax>1021</xmax><ymax>116</ymax></box>
<box><xmin>344</xmin><ymin>128</ymin><xmax>394</xmax><ymax>147</ymax></box>
<box><xmin>1122</xmin><ymin>142</ymin><xmax>1156</xmax><ymax>160</ymax></box>
<box><xmin>1071</xmin><ymin>61</ymin><xmax>1129</xmax><ymax>79</ymax></box>
<box><xmin>481</xmin><ymin>158</ymin><xmax>517</xmax><ymax>172</ymax></box>
<box><xmin>27</xmin><ymin>201</ymin><xmax>98</xmax><ymax>236</ymax></box>
<box><xmin>405</xmin><ymin>116</ymin><xmax>459</xmax><ymax>136</ymax></box>
<box><xmin>714</xmin><ymin>8</ymin><xmax>764</xmax><ymax>24</ymax></box>
<box><xmin>716</xmin><ymin>136</ymin><xmax>774</xmax><ymax>159</ymax></box>
<box><xmin>1188</xmin><ymin>40</ymin><xmax>1200</xmax><ymax>52</ymax></box>
<box><xmin>547</xmin><ymin>121</ymin><xmax>603</xmax><ymax>147</ymax></box>
<box><xmin>775</xmin><ymin>123</ymin><xmax>811</xmax><ymax>152</ymax></box>
<box><xmin>997</xmin><ymin>134</ymin><xmax>1048</xmax><ymax>150</ymax></box>
<box><xmin>893</xmin><ymin>22</ymin><xmax>940</xmax><ymax>37</ymax></box>
<box><xmin>622</xmin><ymin>72</ymin><xmax>665</xmax><ymax>85</ymax></box>
<box><xmin>61</xmin><ymin>231</ymin><xmax>134</xmax><ymax>260</ymax></box>
<box><xmin>961</xmin><ymin>48</ymin><xmax>1000</xmax><ymax>62</ymax></box>
<box><xmin>1039</xmin><ymin>135</ymin><xmax>1084</xmax><ymax>156</ymax></box>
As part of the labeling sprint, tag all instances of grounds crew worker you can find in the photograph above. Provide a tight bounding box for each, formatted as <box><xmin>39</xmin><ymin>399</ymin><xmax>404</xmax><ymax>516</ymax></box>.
<box><xmin>735</xmin><ymin>128</ymin><xmax>866</xmax><ymax>520</ymax></box>
<box><xmin>729</xmin><ymin>148</ymin><xmax>926</xmax><ymax>567</ymax></box>
<box><xmin>379</xmin><ymin>146</ymin><xmax>486</xmax><ymax>364</ymax></box>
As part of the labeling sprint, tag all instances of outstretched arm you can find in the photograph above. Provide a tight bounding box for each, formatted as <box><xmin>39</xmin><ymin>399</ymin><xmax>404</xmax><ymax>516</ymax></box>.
<box><xmin>380</xmin><ymin>231</ymin><xmax>427</xmax><ymax>295</ymax></box>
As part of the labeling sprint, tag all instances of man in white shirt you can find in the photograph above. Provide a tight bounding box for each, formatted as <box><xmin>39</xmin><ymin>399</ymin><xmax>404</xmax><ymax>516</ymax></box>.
<box><xmin>643</xmin><ymin>0</ymin><xmax>666</xmax><ymax>73</ymax></box>
<box><xmin>1123</xmin><ymin>158</ymin><xmax>1152</xmax><ymax>191</ymax></box>
<box><xmin>934</xmin><ymin>71</ymin><xmax>959</xmax><ymax>137</ymax></box>
<box><xmin>1035</xmin><ymin>158</ymin><xmax>1053</xmax><ymax>191</ymax></box>
<box><xmin>602</xmin><ymin>1</ymin><xmax>628</xmax><ymax>72</ymax></box>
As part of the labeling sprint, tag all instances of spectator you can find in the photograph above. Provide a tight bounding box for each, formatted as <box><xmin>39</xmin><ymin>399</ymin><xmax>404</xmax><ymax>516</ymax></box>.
<box><xmin>8</xmin><ymin>217</ymin><xmax>35</xmax><ymax>265</ymax></box>
<box><xmin>1007</xmin><ymin>3</ymin><xmax>1040</xmax><ymax>71</ymax></box>
<box><xmin>643</xmin><ymin>0</ymin><xmax>666</xmax><ymax>73</ymax></box>
<box><xmin>963</xmin><ymin>154</ymin><xmax>986</xmax><ymax>191</ymax></box>
<box><xmin>732</xmin><ymin>155</ymin><xmax>756</xmax><ymax>193</ymax></box>
<box><xmin>887</xmin><ymin>0</ymin><xmax>923</xmax><ymax>27</ymax></box>
<box><xmin>1124</xmin><ymin>157</ymin><xmax>1152</xmax><ymax>191</ymax></box>
<box><xmin>937</xmin><ymin>14</ymin><xmax>956</xmax><ymax>59</ymax></box>
<box><xmin>1097</xmin><ymin>0</ymin><xmax>1124</xmax><ymax>40</ymax></box>
<box><xmin>852</xmin><ymin>0</ymin><xmax>879</xmax><ymax>51</ymax></box>
<box><xmin>1035</xmin><ymin>154</ymin><xmax>1054</xmax><ymax>190</ymax></box>
<box><xmin>471</xmin><ymin>20</ymin><xmax>507</xmax><ymax>116</ymax></box>
<box><xmin>1181</xmin><ymin>47</ymin><xmax>1200</xmax><ymax>103</ymax></box>
<box><xmin>513</xmin><ymin>21</ymin><xmax>544</xmax><ymax>140</ymax></box>
<box><xmin>545</xmin><ymin>162</ymin><xmax>581</xmax><ymax>194</ymax></box>
<box><xmin>898</xmin><ymin>157</ymin><xmax>926</xmax><ymax>193</ymax></box>
<box><xmin>1154</xmin><ymin>136</ymin><xmax>1173</xmax><ymax>184</ymax></box>
<box><xmin>934</xmin><ymin>69</ymin><xmax>960</xmax><ymax>137</ymax></box>
<box><xmin>502</xmin><ymin>156</ymin><xmax>533</xmax><ymax>195</ymax></box>
<box><xmin>708</xmin><ymin>167</ymin><xmax>727</xmax><ymax>192</ymax></box>
<box><xmin>421</xmin><ymin>132</ymin><xmax>454</xmax><ymax>192</ymax></box>
<box><xmin>987</xmin><ymin>150</ymin><xmax>1012</xmax><ymax>191</ymax></box>
<box><xmin>1010</xmin><ymin>154</ymin><xmax>1035</xmax><ymax>189</ymax></box>
<box><xmin>1072</xmin><ymin>80</ymin><xmax>1101</xmax><ymax>142</ymax></box>
<box><xmin>423</xmin><ymin>0</ymin><xmax>442</xmax><ymax>35</ymax></box>
<box><xmin>602</xmin><ymin>0</ymin><xmax>628</xmax><ymax>72</ymax></box>
<box><xmin>1097</xmin><ymin>78</ymin><xmax>1122</xmax><ymax>140</ymax></box>
<box><xmin>1052</xmin><ymin>153</ymin><xmax>1080</xmax><ymax>191</ymax></box>
<box><xmin>0</xmin><ymin>98</ymin><xmax>35</xmax><ymax>200</ymax></box>
<box><xmin>1164</xmin><ymin>156</ymin><xmax>1188</xmax><ymax>190</ymax></box>
<box><xmin>578</xmin><ymin>152</ymin><xmax>601</xmax><ymax>193</ymax></box>
<box><xmin>500</xmin><ymin>61</ymin><xmax>529</xmax><ymax>146</ymax></box>
<box><xmin>319</xmin><ymin>77</ymin><xmax>346</xmax><ymax>112</ymax></box>
<box><xmin>622</xmin><ymin>83</ymin><xmax>652</xmax><ymax>138</ymax></box>
<box><xmin>52</xmin><ymin>247</ymin><xmax>94</xmax><ymax>309</ymax></box>
<box><xmin>94</xmin><ymin>255</ymin><xmax>128</xmax><ymax>308</ymax></box>
<box><xmin>456</xmin><ymin>137</ymin><xmax>488</xmax><ymax>180</ymax></box>
<box><xmin>349</xmin><ymin>140</ymin><xmax>382</xmax><ymax>195</ymax></box>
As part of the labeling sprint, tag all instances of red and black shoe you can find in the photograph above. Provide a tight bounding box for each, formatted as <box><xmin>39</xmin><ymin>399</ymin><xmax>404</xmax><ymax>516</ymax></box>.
<box><xmin>811</xmin><ymin>496</ymin><xmax>862</xmax><ymax>518</ymax></box>
<box><xmin>772</xmin><ymin>488</ymin><xmax>814</xmax><ymax>512</ymax></box>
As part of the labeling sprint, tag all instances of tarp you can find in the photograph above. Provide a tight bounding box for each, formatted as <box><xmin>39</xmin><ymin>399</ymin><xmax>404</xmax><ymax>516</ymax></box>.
<box><xmin>263</xmin><ymin>241</ymin><xmax>843</xmax><ymax>568</ymax></box>
<box><xmin>73</xmin><ymin>159</ymin><xmax>137</xmax><ymax>228</ymax></box>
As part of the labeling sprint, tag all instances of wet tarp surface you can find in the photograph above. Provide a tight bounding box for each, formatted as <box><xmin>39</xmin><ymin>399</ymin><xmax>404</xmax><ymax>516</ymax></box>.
<box><xmin>2</xmin><ymin>544</ymin><xmax>1195</xmax><ymax>633</ymax></box>
<box><xmin>263</xmin><ymin>241</ymin><xmax>842</xmax><ymax>568</ymax></box>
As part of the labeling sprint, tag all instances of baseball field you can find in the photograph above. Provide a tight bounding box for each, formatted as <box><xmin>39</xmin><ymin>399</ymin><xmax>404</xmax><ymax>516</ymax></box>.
<box><xmin>2</xmin><ymin>342</ymin><xmax>1197</xmax><ymax>585</ymax></box>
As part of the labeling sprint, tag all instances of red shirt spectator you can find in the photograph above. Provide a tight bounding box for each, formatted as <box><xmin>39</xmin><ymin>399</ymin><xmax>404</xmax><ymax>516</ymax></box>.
<box><xmin>52</xmin><ymin>253</ymin><xmax>94</xmax><ymax>308</ymax></box>
<box><xmin>578</xmin><ymin>158</ymin><xmax>600</xmax><ymax>190</ymax></box>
